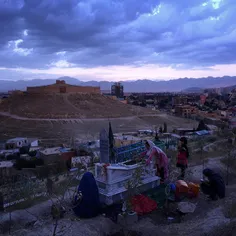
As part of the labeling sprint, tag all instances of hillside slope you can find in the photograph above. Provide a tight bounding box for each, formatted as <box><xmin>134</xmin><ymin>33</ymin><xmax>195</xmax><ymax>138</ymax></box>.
<box><xmin>0</xmin><ymin>93</ymin><xmax>153</xmax><ymax>118</ymax></box>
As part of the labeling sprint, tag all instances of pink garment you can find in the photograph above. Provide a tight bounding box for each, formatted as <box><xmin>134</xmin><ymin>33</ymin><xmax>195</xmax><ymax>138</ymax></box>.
<box><xmin>142</xmin><ymin>141</ymin><xmax>169</xmax><ymax>179</ymax></box>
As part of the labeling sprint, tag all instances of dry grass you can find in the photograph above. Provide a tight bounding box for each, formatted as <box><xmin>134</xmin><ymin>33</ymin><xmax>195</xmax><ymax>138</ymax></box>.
<box><xmin>192</xmin><ymin>149</ymin><xmax>225</xmax><ymax>160</ymax></box>
<box><xmin>6</xmin><ymin>196</ymin><xmax>49</xmax><ymax>212</ymax></box>
<box><xmin>224</xmin><ymin>200</ymin><xmax>236</xmax><ymax>219</ymax></box>
<box><xmin>221</xmin><ymin>156</ymin><xmax>236</xmax><ymax>171</ymax></box>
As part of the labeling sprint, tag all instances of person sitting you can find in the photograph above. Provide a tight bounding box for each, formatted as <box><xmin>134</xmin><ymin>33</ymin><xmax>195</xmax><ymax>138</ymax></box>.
<box><xmin>73</xmin><ymin>172</ymin><xmax>101</xmax><ymax>218</ymax></box>
<box><xmin>200</xmin><ymin>168</ymin><xmax>225</xmax><ymax>201</ymax></box>
<box><xmin>140</xmin><ymin>140</ymin><xmax>169</xmax><ymax>182</ymax></box>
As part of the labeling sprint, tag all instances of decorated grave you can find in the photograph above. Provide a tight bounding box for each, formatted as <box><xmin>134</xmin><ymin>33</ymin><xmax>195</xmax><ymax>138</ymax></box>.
<box><xmin>95</xmin><ymin>125</ymin><xmax>162</xmax><ymax>205</ymax></box>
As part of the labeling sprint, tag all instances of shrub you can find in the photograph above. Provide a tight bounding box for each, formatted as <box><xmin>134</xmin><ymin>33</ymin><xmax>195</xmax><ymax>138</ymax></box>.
<box><xmin>224</xmin><ymin>200</ymin><xmax>236</xmax><ymax>219</ymax></box>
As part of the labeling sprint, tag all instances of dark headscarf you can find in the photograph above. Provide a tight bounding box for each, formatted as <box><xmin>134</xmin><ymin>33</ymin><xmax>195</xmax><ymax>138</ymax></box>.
<box><xmin>203</xmin><ymin>168</ymin><xmax>215</xmax><ymax>178</ymax></box>
<box><xmin>180</xmin><ymin>137</ymin><xmax>188</xmax><ymax>145</ymax></box>
<box><xmin>73</xmin><ymin>172</ymin><xmax>101</xmax><ymax>218</ymax></box>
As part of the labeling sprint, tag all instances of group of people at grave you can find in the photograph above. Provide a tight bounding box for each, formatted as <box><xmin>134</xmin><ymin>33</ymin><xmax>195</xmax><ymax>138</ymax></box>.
<box><xmin>139</xmin><ymin>137</ymin><xmax>188</xmax><ymax>182</ymax></box>
<box><xmin>72</xmin><ymin>137</ymin><xmax>225</xmax><ymax>219</ymax></box>
<box><xmin>140</xmin><ymin>137</ymin><xmax>225</xmax><ymax>202</ymax></box>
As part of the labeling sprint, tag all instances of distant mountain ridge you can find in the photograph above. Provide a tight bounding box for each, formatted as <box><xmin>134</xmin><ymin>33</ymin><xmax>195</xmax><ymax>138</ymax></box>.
<box><xmin>182</xmin><ymin>87</ymin><xmax>204</xmax><ymax>93</ymax></box>
<box><xmin>0</xmin><ymin>76</ymin><xmax>236</xmax><ymax>93</ymax></box>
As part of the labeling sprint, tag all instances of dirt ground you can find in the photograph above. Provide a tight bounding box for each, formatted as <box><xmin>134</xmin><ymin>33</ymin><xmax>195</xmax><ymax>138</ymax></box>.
<box><xmin>1</xmin><ymin>153</ymin><xmax>236</xmax><ymax>236</ymax></box>
<box><xmin>0</xmin><ymin>93</ymin><xmax>155</xmax><ymax>119</ymax></box>
<box><xmin>126</xmin><ymin>155</ymin><xmax>236</xmax><ymax>236</ymax></box>
<box><xmin>1</xmin><ymin>110</ymin><xmax>234</xmax><ymax>235</ymax></box>
<box><xmin>0</xmin><ymin>113</ymin><xmax>197</xmax><ymax>145</ymax></box>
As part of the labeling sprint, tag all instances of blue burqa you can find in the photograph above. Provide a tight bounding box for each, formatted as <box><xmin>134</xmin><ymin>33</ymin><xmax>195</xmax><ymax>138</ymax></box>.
<box><xmin>73</xmin><ymin>172</ymin><xmax>101</xmax><ymax>218</ymax></box>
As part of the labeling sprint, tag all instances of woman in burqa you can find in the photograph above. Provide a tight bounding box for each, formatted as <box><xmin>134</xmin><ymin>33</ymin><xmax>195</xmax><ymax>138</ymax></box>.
<box><xmin>141</xmin><ymin>140</ymin><xmax>169</xmax><ymax>182</ymax></box>
<box><xmin>73</xmin><ymin>172</ymin><xmax>101</xmax><ymax>218</ymax></box>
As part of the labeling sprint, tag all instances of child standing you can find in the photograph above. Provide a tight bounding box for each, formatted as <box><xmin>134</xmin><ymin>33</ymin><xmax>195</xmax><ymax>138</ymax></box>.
<box><xmin>176</xmin><ymin>137</ymin><xmax>189</xmax><ymax>179</ymax></box>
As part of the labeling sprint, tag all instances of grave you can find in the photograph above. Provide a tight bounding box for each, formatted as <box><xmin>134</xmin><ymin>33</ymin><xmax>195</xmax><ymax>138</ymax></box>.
<box><xmin>95</xmin><ymin>125</ymin><xmax>161</xmax><ymax>205</ymax></box>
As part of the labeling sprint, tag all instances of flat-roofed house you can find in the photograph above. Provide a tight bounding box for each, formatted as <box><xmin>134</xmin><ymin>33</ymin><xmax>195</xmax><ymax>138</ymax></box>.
<box><xmin>5</xmin><ymin>137</ymin><xmax>39</xmax><ymax>149</ymax></box>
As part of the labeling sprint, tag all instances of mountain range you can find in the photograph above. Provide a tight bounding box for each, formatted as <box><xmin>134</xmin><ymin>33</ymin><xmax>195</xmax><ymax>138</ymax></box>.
<box><xmin>0</xmin><ymin>76</ymin><xmax>236</xmax><ymax>93</ymax></box>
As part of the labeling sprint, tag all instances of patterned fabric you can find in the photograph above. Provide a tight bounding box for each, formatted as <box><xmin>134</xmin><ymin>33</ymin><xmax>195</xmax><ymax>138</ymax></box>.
<box><xmin>143</xmin><ymin>140</ymin><xmax>169</xmax><ymax>180</ymax></box>
<box><xmin>73</xmin><ymin>191</ymin><xmax>83</xmax><ymax>205</ymax></box>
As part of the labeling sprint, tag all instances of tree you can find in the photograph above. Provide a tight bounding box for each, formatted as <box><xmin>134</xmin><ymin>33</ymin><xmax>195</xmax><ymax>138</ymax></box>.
<box><xmin>132</xmin><ymin>101</ymin><xmax>139</xmax><ymax>106</ymax></box>
<box><xmin>232</xmin><ymin>128</ymin><xmax>236</xmax><ymax>145</ymax></box>
<box><xmin>163</xmin><ymin>122</ymin><xmax>167</xmax><ymax>133</ymax></box>
<box><xmin>124</xmin><ymin>166</ymin><xmax>143</xmax><ymax>213</ymax></box>
<box><xmin>159</xmin><ymin>126</ymin><xmax>163</xmax><ymax>133</ymax></box>
<box><xmin>197</xmin><ymin>120</ymin><xmax>208</xmax><ymax>131</ymax></box>
<box><xmin>109</xmin><ymin>122</ymin><xmax>115</xmax><ymax>163</ymax></box>
<box><xmin>19</xmin><ymin>145</ymin><xmax>30</xmax><ymax>155</ymax></box>
<box><xmin>154</xmin><ymin>126</ymin><xmax>159</xmax><ymax>140</ymax></box>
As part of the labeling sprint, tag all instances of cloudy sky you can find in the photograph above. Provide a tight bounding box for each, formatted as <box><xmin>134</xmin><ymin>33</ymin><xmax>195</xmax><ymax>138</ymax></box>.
<box><xmin>0</xmin><ymin>0</ymin><xmax>236</xmax><ymax>81</ymax></box>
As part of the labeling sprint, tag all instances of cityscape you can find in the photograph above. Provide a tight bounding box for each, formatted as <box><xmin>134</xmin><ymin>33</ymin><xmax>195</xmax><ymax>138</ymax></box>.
<box><xmin>0</xmin><ymin>78</ymin><xmax>236</xmax><ymax>235</ymax></box>
<box><xmin>1</xmin><ymin>0</ymin><xmax>236</xmax><ymax>236</ymax></box>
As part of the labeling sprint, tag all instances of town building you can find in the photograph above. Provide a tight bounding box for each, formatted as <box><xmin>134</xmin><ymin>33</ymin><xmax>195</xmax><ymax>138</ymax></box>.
<box><xmin>27</xmin><ymin>80</ymin><xmax>100</xmax><ymax>94</ymax></box>
<box><xmin>218</xmin><ymin>110</ymin><xmax>228</xmax><ymax>118</ymax></box>
<box><xmin>172</xmin><ymin>96</ymin><xmax>188</xmax><ymax>106</ymax></box>
<box><xmin>8</xmin><ymin>90</ymin><xmax>23</xmax><ymax>95</ymax></box>
<box><xmin>228</xmin><ymin>107</ymin><xmax>236</xmax><ymax>117</ymax></box>
<box><xmin>39</xmin><ymin>147</ymin><xmax>76</xmax><ymax>167</ymax></box>
<box><xmin>200</xmin><ymin>94</ymin><xmax>207</xmax><ymax>106</ymax></box>
<box><xmin>111</xmin><ymin>82</ymin><xmax>124</xmax><ymax>98</ymax></box>
<box><xmin>0</xmin><ymin>93</ymin><xmax>10</xmax><ymax>99</ymax></box>
<box><xmin>175</xmin><ymin>105</ymin><xmax>198</xmax><ymax>117</ymax></box>
<box><xmin>0</xmin><ymin>93</ymin><xmax>9</xmax><ymax>103</ymax></box>
<box><xmin>5</xmin><ymin>137</ymin><xmax>38</xmax><ymax>149</ymax></box>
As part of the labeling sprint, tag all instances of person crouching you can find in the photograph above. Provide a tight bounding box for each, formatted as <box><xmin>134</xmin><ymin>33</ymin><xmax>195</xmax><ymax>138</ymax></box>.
<box><xmin>200</xmin><ymin>168</ymin><xmax>225</xmax><ymax>201</ymax></box>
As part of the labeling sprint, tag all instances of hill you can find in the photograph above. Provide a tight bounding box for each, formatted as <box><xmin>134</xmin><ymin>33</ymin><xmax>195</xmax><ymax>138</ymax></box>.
<box><xmin>0</xmin><ymin>93</ymin><xmax>154</xmax><ymax>119</ymax></box>
<box><xmin>1</xmin><ymin>76</ymin><xmax>236</xmax><ymax>92</ymax></box>
<box><xmin>0</xmin><ymin>113</ymin><xmax>197</xmax><ymax>144</ymax></box>
<box><xmin>182</xmin><ymin>87</ymin><xmax>204</xmax><ymax>93</ymax></box>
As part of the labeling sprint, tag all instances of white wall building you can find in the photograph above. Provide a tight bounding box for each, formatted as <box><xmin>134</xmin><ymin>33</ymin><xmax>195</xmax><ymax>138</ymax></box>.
<box><xmin>6</xmin><ymin>137</ymin><xmax>28</xmax><ymax>149</ymax></box>
<box><xmin>5</xmin><ymin>137</ymin><xmax>39</xmax><ymax>149</ymax></box>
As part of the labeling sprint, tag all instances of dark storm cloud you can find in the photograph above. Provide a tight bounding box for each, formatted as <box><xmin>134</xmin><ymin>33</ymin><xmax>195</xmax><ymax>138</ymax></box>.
<box><xmin>0</xmin><ymin>0</ymin><xmax>24</xmax><ymax>44</ymax></box>
<box><xmin>0</xmin><ymin>0</ymin><xmax>236</xmax><ymax>69</ymax></box>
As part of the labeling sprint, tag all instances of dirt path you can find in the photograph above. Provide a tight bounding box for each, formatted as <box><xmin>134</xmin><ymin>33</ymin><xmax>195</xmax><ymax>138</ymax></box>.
<box><xmin>0</xmin><ymin>111</ymin><xmax>164</xmax><ymax>122</ymax></box>
<box><xmin>0</xmin><ymin>111</ymin><xmax>133</xmax><ymax>121</ymax></box>
<box><xmin>157</xmin><ymin>113</ymin><xmax>180</xmax><ymax>126</ymax></box>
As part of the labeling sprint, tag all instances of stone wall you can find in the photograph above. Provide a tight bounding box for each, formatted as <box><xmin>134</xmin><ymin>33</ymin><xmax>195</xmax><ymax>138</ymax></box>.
<box><xmin>26</xmin><ymin>80</ymin><xmax>100</xmax><ymax>94</ymax></box>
